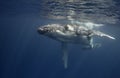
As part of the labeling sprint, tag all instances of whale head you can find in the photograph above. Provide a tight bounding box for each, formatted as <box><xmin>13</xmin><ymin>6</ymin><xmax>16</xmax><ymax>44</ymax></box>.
<box><xmin>37</xmin><ymin>24</ymin><xmax>65</xmax><ymax>39</ymax></box>
<box><xmin>37</xmin><ymin>26</ymin><xmax>52</xmax><ymax>35</ymax></box>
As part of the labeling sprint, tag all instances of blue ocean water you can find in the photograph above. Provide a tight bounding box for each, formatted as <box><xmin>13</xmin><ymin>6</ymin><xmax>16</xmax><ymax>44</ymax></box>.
<box><xmin>0</xmin><ymin>0</ymin><xmax>120</xmax><ymax>78</ymax></box>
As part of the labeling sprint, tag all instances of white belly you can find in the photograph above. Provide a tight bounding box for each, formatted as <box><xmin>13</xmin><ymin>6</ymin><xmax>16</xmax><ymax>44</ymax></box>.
<box><xmin>58</xmin><ymin>35</ymin><xmax>89</xmax><ymax>44</ymax></box>
<box><xmin>51</xmin><ymin>31</ymin><xmax>90</xmax><ymax>45</ymax></box>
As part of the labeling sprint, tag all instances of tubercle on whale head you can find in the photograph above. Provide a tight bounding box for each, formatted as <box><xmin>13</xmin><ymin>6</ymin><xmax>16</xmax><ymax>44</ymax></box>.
<box><xmin>37</xmin><ymin>27</ymin><xmax>46</xmax><ymax>34</ymax></box>
<box><xmin>37</xmin><ymin>26</ymin><xmax>52</xmax><ymax>35</ymax></box>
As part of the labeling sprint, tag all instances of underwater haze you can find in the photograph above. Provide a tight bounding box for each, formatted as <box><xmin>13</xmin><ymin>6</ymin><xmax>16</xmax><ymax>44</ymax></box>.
<box><xmin>0</xmin><ymin>0</ymin><xmax>120</xmax><ymax>78</ymax></box>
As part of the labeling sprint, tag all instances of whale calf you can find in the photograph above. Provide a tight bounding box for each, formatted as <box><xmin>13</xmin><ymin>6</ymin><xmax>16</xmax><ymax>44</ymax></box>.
<box><xmin>37</xmin><ymin>24</ymin><xmax>115</xmax><ymax>68</ymax></box>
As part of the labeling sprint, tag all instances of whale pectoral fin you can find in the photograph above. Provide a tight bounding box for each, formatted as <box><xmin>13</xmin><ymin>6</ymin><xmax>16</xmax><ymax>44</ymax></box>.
<box><xmin>93</xmin><ymin>31</ymin><xmax>115</xmax><ymax>40</ymax></box>
<box><xmin>61</xmin><ymin>42</ymin><xmax>68</xmax><ymax>69</ymax></box>
<box><xmin>83</xmin><ymin>38</ymin><xmax>101</xmax><ymax>50</ymax></box>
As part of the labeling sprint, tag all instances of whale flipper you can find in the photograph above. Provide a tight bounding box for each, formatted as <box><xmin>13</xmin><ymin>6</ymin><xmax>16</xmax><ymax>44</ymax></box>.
<box><xmin>93</xmin><ymin>31</ymin><xmax>115</xmax><ymax>40</ymax></box>
<box><xmin>61</xmin><ymin>43</ymin><xmax>68</xmax><ymax>68</ymax></box>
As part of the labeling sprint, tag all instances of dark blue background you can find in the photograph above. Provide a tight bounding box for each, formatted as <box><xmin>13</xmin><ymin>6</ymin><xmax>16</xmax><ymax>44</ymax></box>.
<box><xmin>0</xmin><ymin>0</ymin><xmax>120</xmax><ymax>78</ymax></box>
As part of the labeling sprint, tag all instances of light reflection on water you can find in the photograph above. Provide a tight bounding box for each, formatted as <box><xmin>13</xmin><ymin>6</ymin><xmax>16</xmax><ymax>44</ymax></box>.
<box><xmin>40</xmin><ymin>0</ymin><xmax>119</xmax><ymax>24</ymax></box>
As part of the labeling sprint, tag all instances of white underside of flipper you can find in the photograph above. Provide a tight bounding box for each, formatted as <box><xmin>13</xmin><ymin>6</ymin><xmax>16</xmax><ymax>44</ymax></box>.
<box><xmin>61</xmin><ymin>43</ymin><xmax>68</xmax><ymax>69</ymax></box>
<box><xmin>93</xmin><ymin>30</ymin><xmax>115</xmax><ymax>40</ymax></box>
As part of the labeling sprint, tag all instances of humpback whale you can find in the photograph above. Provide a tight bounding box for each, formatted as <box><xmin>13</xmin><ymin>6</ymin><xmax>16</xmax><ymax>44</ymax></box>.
<box><xmin>37</xmin><ymin>24</ymin><xmax>115</xmax><ymax>68</ymax></box>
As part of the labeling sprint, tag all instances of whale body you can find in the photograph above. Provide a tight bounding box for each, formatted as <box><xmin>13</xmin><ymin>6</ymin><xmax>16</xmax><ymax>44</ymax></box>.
<box><xmin>37</xmin><ymin>24</ymin><xmax>115</xmax><ymax>68</ymax></box>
